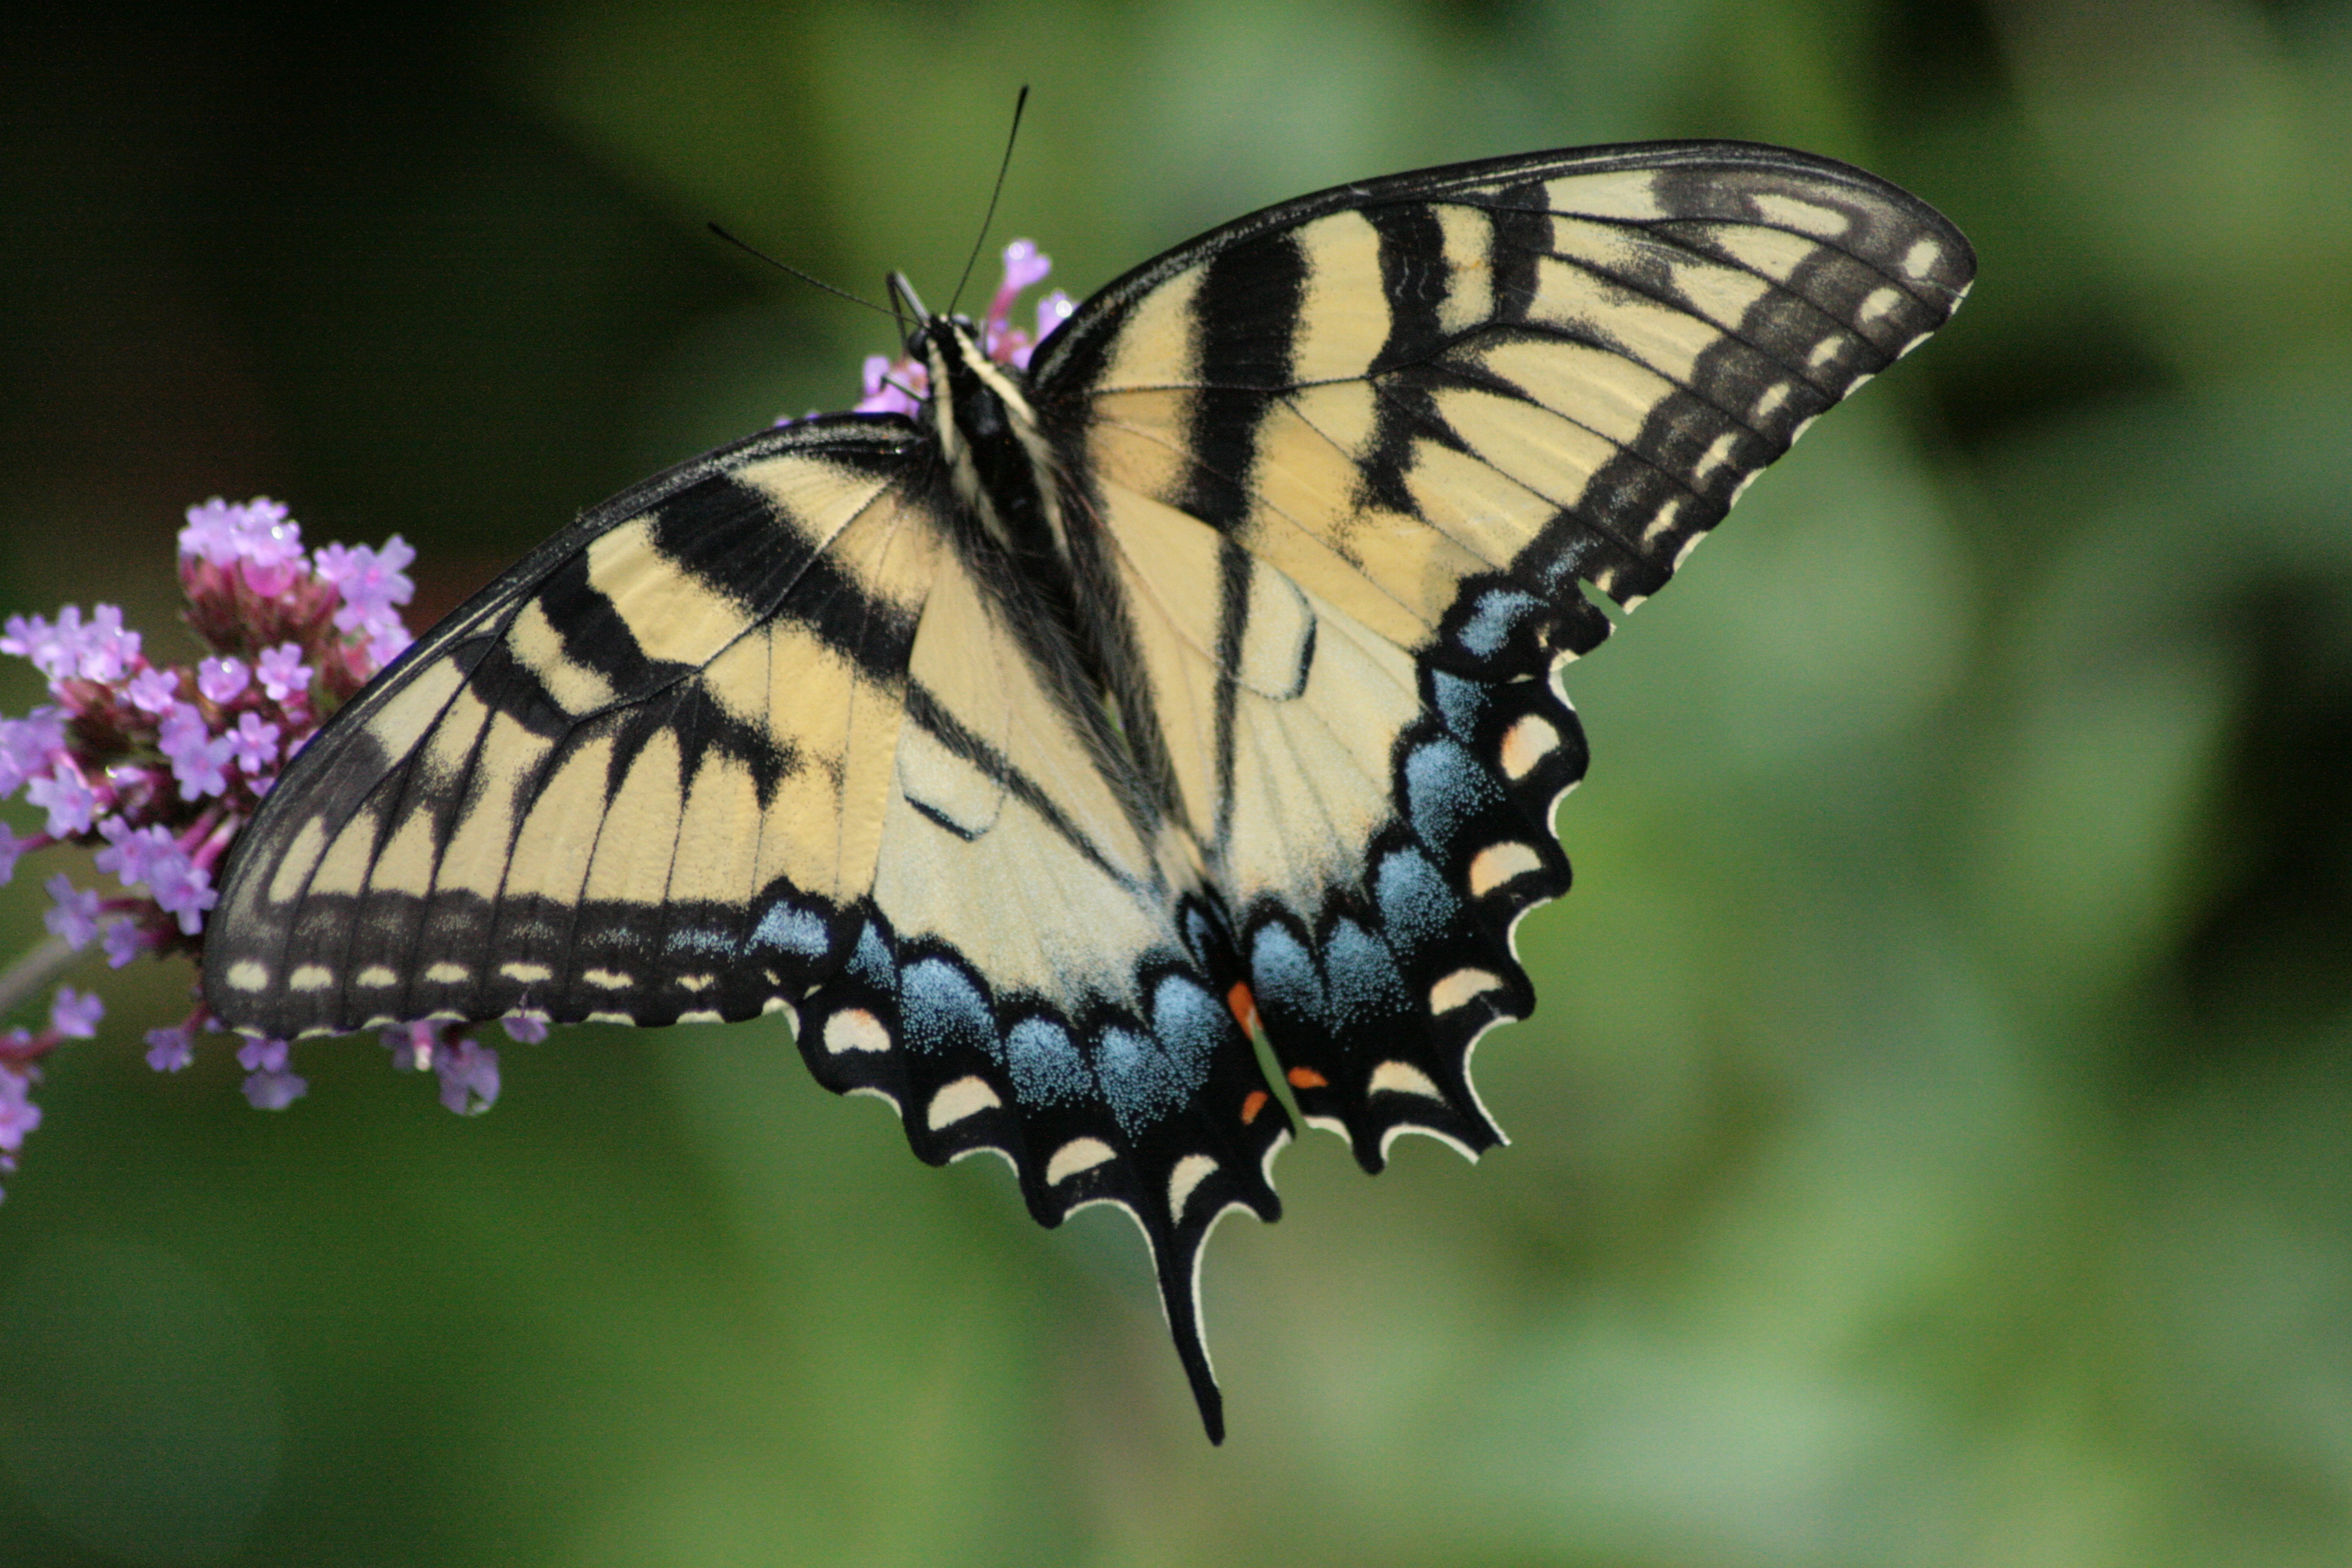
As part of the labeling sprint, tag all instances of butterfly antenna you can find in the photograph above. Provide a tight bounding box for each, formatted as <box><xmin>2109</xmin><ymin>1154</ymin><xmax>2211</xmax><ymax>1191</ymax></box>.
<box><xmin>948</xmin><ymin>83</ymin><xmax>1030</xmax><ymax>316</ymax></box>
<box><xmin>707</xmin><ymin>223</ymin><xmax>894</xmax><ymax>319</ymax></box>
<box><xmin>886</xmin><ymin>273</ymin><xmax>924</xmax><ymax>343</ymax></box>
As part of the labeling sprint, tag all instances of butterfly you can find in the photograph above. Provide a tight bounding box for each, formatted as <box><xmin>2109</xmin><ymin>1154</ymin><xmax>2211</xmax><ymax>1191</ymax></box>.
<box><xmin>204</xmin><ymin>140</ymin><xmax>1972</xmax><ymax>1440</ymax></box>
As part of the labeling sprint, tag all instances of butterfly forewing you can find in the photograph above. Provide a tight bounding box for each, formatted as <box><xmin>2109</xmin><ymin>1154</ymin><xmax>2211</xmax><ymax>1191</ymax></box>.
<box><xmin>208</xmin><ymin>422</ymin><xmax>935</xmax><ymax>1036</ymax></box>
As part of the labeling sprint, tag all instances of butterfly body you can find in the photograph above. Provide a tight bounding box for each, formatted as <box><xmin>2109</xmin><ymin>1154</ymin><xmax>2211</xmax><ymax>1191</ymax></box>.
<box><xmin>206</xmin><ymin>142</ymin><xmax>1973</xmax><ymax>1439</ymax></box>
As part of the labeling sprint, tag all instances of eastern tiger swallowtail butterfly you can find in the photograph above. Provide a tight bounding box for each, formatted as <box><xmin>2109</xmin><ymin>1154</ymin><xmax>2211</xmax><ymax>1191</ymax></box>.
<box><xmin>204</xmin><ymin>141</ymin><xmax>1973</xmax><ymax>1440</ymax></box>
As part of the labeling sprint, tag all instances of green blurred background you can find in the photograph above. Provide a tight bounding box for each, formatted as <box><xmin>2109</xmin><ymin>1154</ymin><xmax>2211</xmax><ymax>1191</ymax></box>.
<box><xmin>4</xmin><ymin>0</ymin><xmax>2350</xmax><ymax>1562</ymax></box>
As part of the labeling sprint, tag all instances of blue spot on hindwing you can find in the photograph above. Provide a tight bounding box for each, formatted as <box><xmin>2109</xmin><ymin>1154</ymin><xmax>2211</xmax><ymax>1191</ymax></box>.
<box><xmin>1405</xmin><ymin>737</ymin><xmax>1502</xmax><ymax>853</ymax></box>
<box><xmin>1325</xmin><ymin>918</ymin><xmax>1406</xmax><ymax>1025</ymax></box>
<box><xmin>1376</xmin><ymin>846</ymin><xmax>1459</xmax><ymax>953</ymax></box>
<box><xmin>1152</xmin><ymin>976</ymin><xmax>1229</xmax><ymax>1074</ymax></box>
<box><xmin>750</xmin><ymin>902</ymin><xmax>830</xmax><ymax>958</ymax></box>
<box><xmin>848</xmin><ymin>920</ymin><xmax>893</xmax><ymax>986</ymax></box>
<box><xmin>1090</xmin><ymin>988</ymin><xmax>1219</xmax><ymax>1139</ymax></box>
<box><xmin>668</xmin><ymin>926</ymin><xmax>736</xmax><ymax>956</ymax></box>
<box><xmin>1095</xmin><ymin>1025</ymin><xmax>1189</xmax><ymax>1136</ymax></box>
<box><xmin>1457</xmin><ymin>587</ymin><xmax>1543</xmax><ymax>660</ymax></box>
<box><xmin>1429</xmin><ymin>670</ymin><xmax>1489</xmax><ymax>740</ymax></box>
<box><xmin>900</xmin><ymin>958</ymin><xmax>993</xmax><ymax>1057</ymax></box>
<box><xmin>1005</xmin><ymin>1017</ymin><xmax>1092</xmax><ymax>1105</ymax></box>
<box><xmin>1250</xmin><ymin>923</ymin><xmax>1323</xmax><ymax>1014</ymax></box>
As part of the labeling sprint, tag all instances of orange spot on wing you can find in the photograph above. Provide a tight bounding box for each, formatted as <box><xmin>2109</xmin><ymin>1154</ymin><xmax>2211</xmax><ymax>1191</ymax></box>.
<box><xmin>1286</xmin><ymin>1066</ymin><xmax>1328</xmax><ymax>1091</ymax></box>
<box><xmin>1226</xmin><ymin>981</ymin><xmax>1260</xmax><ymax>1036</ymax></box>
<box><xmin>1241</xmin><ymin>1089</ymin><xmax>1269</xmax><ymax>1125</ymax></box>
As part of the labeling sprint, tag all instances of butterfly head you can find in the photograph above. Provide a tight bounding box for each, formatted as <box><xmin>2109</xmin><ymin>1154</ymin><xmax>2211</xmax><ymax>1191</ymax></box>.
<box><xmin>881</xmin><ymin>276</ymin><xmax>1060</xmax><ymax>558</ymax></box>
<box><xmin>906</xmin><ymin>314</ymin><xmax>988</xmax><ymax>389</ymax></box>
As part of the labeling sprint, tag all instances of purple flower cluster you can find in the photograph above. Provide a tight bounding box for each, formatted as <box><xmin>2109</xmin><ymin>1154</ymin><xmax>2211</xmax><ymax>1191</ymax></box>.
<box><xmin>844</xmin><ymin>240</ymin><xmax>1074</xmax><ymax>419</ymax></box>
<box><xmin>0</xmin><ymin>497</ymin><xmax>451</xmax><ymax>1195</ymax></box>
<box><xmin>0</xmin><ymin>241</ymin><xmax>1019</xmax><ymax>1198</ymax></box>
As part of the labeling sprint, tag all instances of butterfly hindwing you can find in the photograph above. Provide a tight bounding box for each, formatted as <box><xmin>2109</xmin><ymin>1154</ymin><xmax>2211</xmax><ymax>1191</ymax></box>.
<box><xmin>787</xmin><ymin>491</ymin><xmax>1290</xmax><ymax>1440</ymax></box>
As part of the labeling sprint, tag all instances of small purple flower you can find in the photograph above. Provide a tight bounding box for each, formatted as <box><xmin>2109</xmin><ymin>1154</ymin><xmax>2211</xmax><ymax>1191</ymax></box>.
<box><xmin>2</xmin><ymin>610</ymin><xmax>77</xmax><ymax>681</ymax></box>
<box><xmin>59</xmin><ymin>605</ymin><xmax>143</xmax><ymax>682</ymax></box>
<box><xmin>1</xmin><ymin>614</ymin><xmax>50</xmax><ymax>671</ymax></box>
<box><xmin>241</xmin><ymin>1067</ymin><xmax>307</xmax><ymax>1111</ymax></box>
<box><xmin>148</xmin><ymin>854</ymin><xmax>217</xmax><ymax>935</ymax></box>
<box><xmin>855</xmin><ymin>354</ymin><xmax>929</xmax><ymax>417</ymax></box>
<box><xmin>314</xmin><ymin>537</ymin><xmax>417</xmax><ymax>633</ymax></box>
<box><xmin>0</xmin><ymin>1068</ymin><xmax>41</xmax><ymax>1157</ymax></box>
<box><xmin>365</xmin><ymin>623</ymin><xmax>412</xmax><ymax>671</ymax></box>
<box><xmin>0</xmin><ymin>823</ymin><xmax>21</xmax><ymax>887</ymax></box>
<box><xmin>998</xmin><ymin>238</ymin><xmax>1052</xmax><ymax>296</ymax></box>
<box><xmin>145</xmin><ymin>1026</ymin><xmax>195</xmax><ymax>1072</ymax></box>
<box><xmin>237</xmin><ymin>1036</ymin><xmax>289</xmax><ymax>1074</ymax></box>
<box><xmin>982</xmin><ymin>241</ymin><xmax>1063</xmax><ymax>368</ymax></box>
<box><xmin>197</xmin><ymin>656</ymin><xmax>249</xmax><ymax>704</ymax></box>
<box><xmin>155</xmin><ymin>707</ymin><xmax>232</xmax><ymax>801</ymax></box>
<box><xmin>95</xmin><ymin>817</ymin><xmax>174</xmax><ymax>889</ymax></box>
<box><xmin>244</xmin><ymin>542</ymin><xmax>305</xmax><ymax>595</ymax></box>
<box><xmin>157</xmin><ymin>701</ymin><xmax>206</xmax><ymax>750</ymax></box>
<box><xmin>167</xmin><ymin>733</ymin><xmax>232</xmax><ymax>804</ymax></box>
<box><xmin>255</xmin><ymin>644</ymin><xmax>312</xmax><ymax>702</ymax></box>
<box><xmin>126</xmin><ymin>667</ymin><xmax>183</xmax><ymax>714</ymax></box>
<box><xmin>1017</xmin><ymin>290</ymin><xmax>1073</xmax><ymax>369</ymax></box>
<box><xmin>42</xmin><ymin>873</ymin><xmax>104</xmax><ymax>949</ymax></box>
<box><xmin>50</xmin><ymin>987</ymin><xmax>102</xmax><ymax>1040</ymax></box>
<box><xmin>103</xmin><ymin>917</ymin><xmax>146</xmax><ymax>969</ymax></box>
<box><xmin>226</xmin><ymin>712</ymin><xmax>280</xmax><ymax>774</ymax></box>
<box><xmin>435</xmin><ymin>1036</ymin><xmax>500</xmax><ymax>1115</ymax></box>
<box><xmin>26</xmin><ymin>762</ymin><xmax>97</xmax><ymax>837</ymax></box>
<box><xmin>501</xmin><ymin>1013</ymin><xmax>550</xmax><ymax>1044</ymax></box>
<box><xmin>84</xmin><ymin>607</ymin><xmax>139</xmax><ymax>681</ymax></box>
<box><xmin>185</xmin><ymin>497</ymin><xmax>307</xmax><ymax>595</ymax></box>
<box><xmin>0</xmin><ymin>708</ymin><xmax>66</xmax><ymax>798</ymax></box>
<box><xmin>178</xmin><ymin>498</ymin><xmax>259</xmax><ymax>564</ymax></box>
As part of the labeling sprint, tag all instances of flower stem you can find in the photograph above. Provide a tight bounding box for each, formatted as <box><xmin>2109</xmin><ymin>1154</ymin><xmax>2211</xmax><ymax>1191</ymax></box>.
<box><xmin>0</xmin><ymin>935</ymin><xmax>78</xmax><ymax>1019</ymax></box>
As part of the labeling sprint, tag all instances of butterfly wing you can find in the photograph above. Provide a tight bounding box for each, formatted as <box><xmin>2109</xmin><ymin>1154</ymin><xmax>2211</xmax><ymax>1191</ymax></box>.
<box><xmin>1026</xmin><ymin>140</ymin><xmax>1974</xmax><ymax>1168</ymax></box>
<box><xmin>206</xmin><ymin>419</ymin><xmax>936</xmax><ymax>1034</ymax></box>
